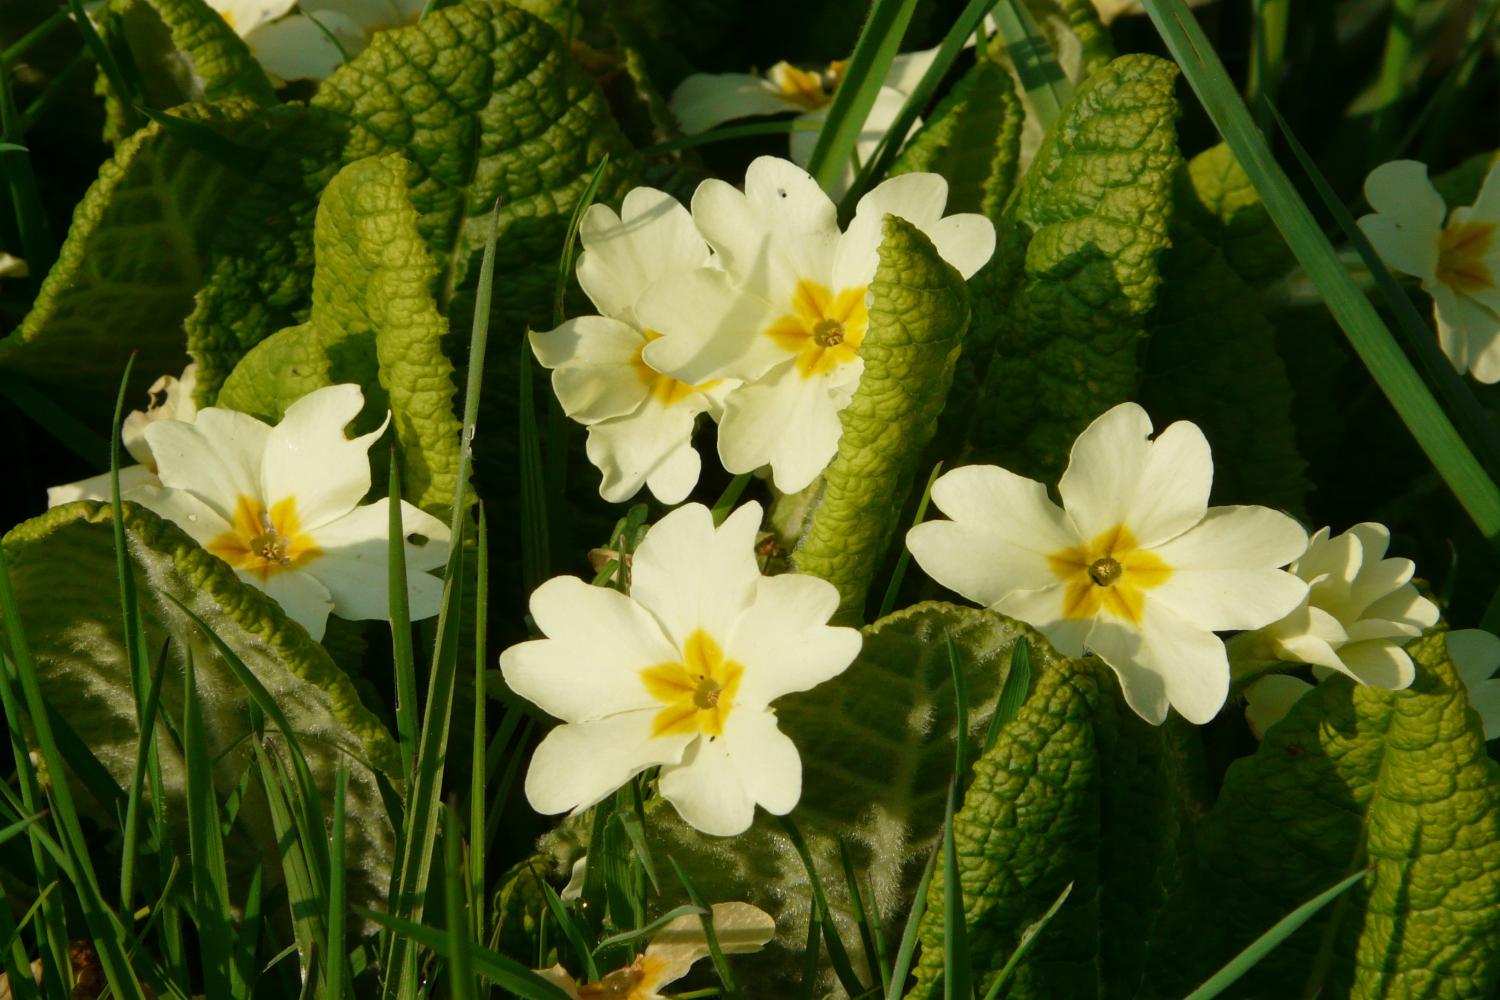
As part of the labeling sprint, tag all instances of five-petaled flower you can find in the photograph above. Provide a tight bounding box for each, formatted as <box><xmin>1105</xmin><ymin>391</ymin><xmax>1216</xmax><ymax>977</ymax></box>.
<box><xmin>537</xmin><ymin>902</ymin><xmax>774</xmax><ymax>999</ymax></box>
<box><xmin>130</xmin><ymin>384</ymin><xmax>450</xmax><ymax>641</ymax></box>
<box><xmin>209</xmin><ymin>0</ymin><xmax>423</xmax><ymax>82</ymax></box>
<box><xmin>1250</xmin><ymin>522</ymin><xmax>1439</xmax><ymax>689</ymax></box>
<box><xmin>1357</xmin><ymin>159</ymin><xmax>1500</xmax><ymax>381</ymax></box>
<box><xmin>49</xmin><ymin>363</ymin><xmax>200</xmax><ymax>507</ymax></box>
<box><xmin>906</xmin><ymin>402</ymin><xmax>1309</xmax><ymax>725</ymax></box>
<box><xmin>638</xmin><ymin>157</ymin><xmax>995</xmax><ymax>494</ymax></box>
<box><xmin>531</xmin><ymin>188</ymin><xmax>732</xmax><ymax>504</ymax></box>
<box><xmin>499</xmin><ymin>501</ymin><xmax>861</xmax><ymax>836</ymax></box>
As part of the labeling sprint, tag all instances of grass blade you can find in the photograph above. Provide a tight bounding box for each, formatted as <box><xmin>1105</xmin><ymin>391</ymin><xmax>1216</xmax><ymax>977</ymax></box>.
<box><xmin>518</xmin><ymin>337</ymin><xmax>550</xmax><ymax>593</ymax></box>
<box><xmin>667</xmin><ymin>857</ymin><xmax>742</xmax><ymax>1000</ymax></box>
<box><xmin>1141</xmin><ymin>0</ymin><xmax>1500</xmax><ymax>549</ymax></box>
<box><xmin>469</xmin><ymin>503</ymin><xmax>489</xmax><ymax>941</ymax></box>
<box><xmin>180</xmin><ymin>648</ymin><xmax>236</xmax><ymax>998</ymax></box>
<box><xmin>984</xmin><ymin>638</ymin><xmax>1031</xmax><ymax>752</ymax></box>
<box><xmin>444</xmin><ymin>804</ymin><xmax>477</xmax><ymax>1000</ymax></box>
<box><xmin>387</xmin><ymin>450</ymin><xmax>418</xmax><ymax>778</ymax></box>
<box><xmin>877</xmin><ymin>461</ymin><xmax>942</xmax><ymax>620</ymax></box>
<box><xmin>978</xmin><ymin>881</ymin><xmax>1071</xmax><ymax>1000</ymax></box>
<box><xmin>327</xmin><ymin>765</ymin><xmax>351</xmax><ymax>1000</ymax></box>
<box><xmin>356</xmin><ymin>908</ymin><xmax>574</xmax><ymax>1000</ymax></box>
<box><xmin>535</xmin><ymin>871</ymin><xmax>599</xmax><ymax>983</ymax></box>
<box><xmin>1182</xmin><ymin>867</ymin><xmax>1370</xmax><ymax>1000</ymax></box>
<box><xmin>0</xmin><ymin>66</ymin><xmax>54</xmax><ymax>291</ymax></box>
<box><xmin>986</xmin><ymin>0</ymin><xmax>1069</xmax><ymax>125</ymax></box>
<box><xmin>775</xmin><ymin>817</ymin><xmax>865</xmax><ymax>997</ymax></box>
<box><xmin>838</xmin><ymin>839</ymin><xmax>883</xmax><ymax>989</ymax></box>
<box><xmin>798</xmin><ymin>896</ymin><xmax>822</xmax><ymax>1000</ymax></box>
<box><xmin>941</xmin><ymin>779</ymin><xmax>971</xmax><ymax>1000</ymax></box>
<box><xmin>591</xmin><ymin>905</ymin><xmax>706</xmax><ymax>956</ymax></box>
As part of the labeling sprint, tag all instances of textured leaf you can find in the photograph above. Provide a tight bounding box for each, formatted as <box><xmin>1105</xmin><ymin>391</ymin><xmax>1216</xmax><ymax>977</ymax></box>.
<box><xmin>106</xmin><ymin>0</ymin><xmax>276</xmax><ymax>114</ymax></box>
<box><xmin>629</xmin><ymin>603</ymin><xmax>1063</xmax><ymax>989</ymax></box>
<box><xmin>3</xmin><ymin>502</ymin><xmax>399</xmax><ymax>908</ymax></box>
<box><xmin>788</xmin><ymin>218</ymin><xmax>971</xmax><ymax>622</ymax></box>
<box><xmin>1140</xmin><ymin>153</ymin><xmax>1309</xmax><ymax>514</ymax></box>
<box><xmin>963</xmin><ymin>54</ymin><xmax>1180</xmax><ymax>480</ymax></box>
<box><xmin>1174</xmin><ymin>142</ymin><xmax>1293</xmax><ymax>290</ymax></box>
<box><xmin>1144</xmin><ymin>631</ymin><xmax>1500</xmax><ymax>999</ymax></box>
<box><xmin>218</xmin><ymin>153</ymin><xmax>461</xmax><ymax>514</ymax></box>
<box><xmin>890</xmin><ymin>59</ymin><xmax>1025</xmax><ymax>221</ymax></box>
<box><xmin>905</xmin><ymin>655</ymin><xmax>1191</xmax><ymax>999</ymax></box>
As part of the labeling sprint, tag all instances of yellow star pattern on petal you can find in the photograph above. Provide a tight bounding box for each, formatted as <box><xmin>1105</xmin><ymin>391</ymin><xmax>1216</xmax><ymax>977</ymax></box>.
<box><xmin>1047</xmin><ymin>524</ymin><xmax>1173</xmax><ymax>624</ymax></box>
<box><xmin>1438</xmin><ymin>218</ymin><xmax>1498</xmax><ymax>294</ymax></box>
<box><xmin>207</xmin><ymin>495</ymin><xmax>322</xmax><ymax>582</ymax></box>
<box><xmin>764</xmin><ymin>279</ymin><xmax>869</xmax><ymax>379</ymax></box>
<box><xmin>630</xmin><ymin>330</ymin><xmax>718</xmax><ymax>406</ymax></box>
<box><xmin>640</xmin><ymin>630</ymin><xmax>744</xmax><ymax>737</ymax></box>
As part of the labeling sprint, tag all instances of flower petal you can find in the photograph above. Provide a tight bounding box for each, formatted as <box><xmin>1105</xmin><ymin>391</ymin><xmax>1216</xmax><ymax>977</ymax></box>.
<box><xmin>637</xmin><ymin>268</ymin><xmax>787</xmax><ymax>386</ymax></box>
<box><xmin>129</xmin><ymin>486</ymin><xmax>233</xmax><ymax>549</ymax></box>
<box><xmin>1432</xmin><ymin>284</ymin><xmax>1500</xmax><ymax>382</ymax></box>
<box><xmin>669</xmin><ymin>73</ymin><xmax>802</xmax><ymax>134</ymax></box>
<box><xmin>262</xmin><ymin>384</ymin><xmax>386</xmax><ymax>531</ymax></box>
<box><xmin>1243</xmin><ymin>674</ymin><xmax>1315</xmax><ymax>739</ymax></box>
<box><xmin>907</xmin><ymin>464</ymin><xmax>1079</xmax><ymax>607</ymax></box>
<box><xmin>525</xmin><ymin>710</ymin><xmax>692</xmax><ymax>816</ymax></box>
<box><xmin>47</xmin><ymin>465</ymin><xmax>159</xmax><ymax>508</ymax></box>
<box><xmin>1357</xmin><ymin>213</ymin><xmax>1439</xmax><ymax>283</ymax></box>
<box><xmin>584</xmin><ymin>398</ymin><xmax>705</xmax><ymax>504</ymax></box>
<box><xmin>660</xmin><ymin>707</ymin><xmax>803</xmax><ymax>835</ymax></box>
<box><xmin>790</xmin><ymin>88</ymin><xmax>913</xmax><ymax>200</ymax></box>
<box><xmin>1468</xmin><ymin>680</ymin><xmax>1500</xmax><ymax>741</ymax></box>
<box><xmin>1363</xmin><ymin>160</ymin><xmax>1446</xmax><ymax>242</ymax></box>
<box><xmin>211</xmin><ymin>0</ymin><xmax>298</xmax><ymax>36</ymax></box>
<box><xmin>300</xmin><ymin>499</ymin><xmax>450</xmax><ymax>622</ymax></box>
<box><xmin>715</xmin><ymin>360</ymin><xmax>856</xmax><ymax>493</ymax></box>
<box><xmin>531</xmin><ymin>316</ymin><xmax>653</xmax><ymax>424</ymax></box>
<box><xmin>629</xmin><ymin>502</ymin><xmax>763</xmax><ymax>649</ymax></box>
<box><xmin>1057</xmin><ymin>403</ymin><xmax>1213</xmax><ymax>548</ymax></box>
<box><xmin>1448</xmin><ymin>628</ymin><xmax>1500</xmax><ymax>689</ymax></box>
<box><xmin>643</xmin><ymin>902</ymin><xmax>775</xmax><ymax>988</ymax></box>
<box><xmin>145</xmin><ymin>408</ymin><xmax>270</xmax><ymax>522</ymax></box>
<box><xmin>836</xmin><ymin>173</ymin><xmax>952</xmax><ymax>287</ymax></box>
<box><xmin>1263</xmin><ymin>604</ymin><xmax>1350</xmax><ymax>673</ymax></box>
<box><xmin>245</xmin><ymin>11</ymin><xmax>357</xmax><ymax>81</ymax></box>
<box><xmin>500</xmin><ymin>576</ymin><xmax>679</xmax><ymax>723</ymax></box>
<box><xmin>257</xmin><ymin>567</ymin><xmax>336</xmax><ymax>640</ymax></box>
<box><xmin>723</xmin><ymin>707</ymin><xmax>803</xmax><ymax>816</ymax></box>
<box><xmin>576</xmin><ymin>188</ymin><xmax>711</xmax><ymax>321</ymax></box>
<box><xmin>1088</xmin><ymin>603</ymin><xmax>1231</xmax><ymax>725</ymax></box>
<box><xmin>993</xmin><ymin>583</ymin><xmax>1093</xmax><ymax>658</ymax></box>
<box><xmin>727</xmin><ymin>574</ymin><xmax>861</xmax><ymax>706</ymax></box>
<box><xmin>1148</xmin><ymin>506</ymin><xmax>1309</xmax><ymax>631</ymax></box>
<box><xmin>1335</xmin><ymin>640</ymin><xmax>1415</xmax><ymax>689</ymax></box>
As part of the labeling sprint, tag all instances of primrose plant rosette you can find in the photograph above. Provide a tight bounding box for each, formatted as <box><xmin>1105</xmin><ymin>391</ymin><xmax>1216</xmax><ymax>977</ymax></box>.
<box><xmin>637</xmin><ymin>157</ymin><xmax>995</xmax><ymax>494</ymax></box>
<box><xmin>500</xmin><ymin>502</ymin><xmax>861</xmax><ymax>837</ymax></box>
<box><xmin>128</xmin><ymin>384</ymin><xmax>450</xmax><ymax>641</ymax></box>
<box><xmin>531</xmin><ymin>188</ymin><xmax>733</xmax><ymax>505</ymax></box>
<box><xmin>907</xmin><ymin>402</ymin><xmax>1309</xmax><ymax>725</ymax></box>
<box><xmin>211</xmin><ymin>0</ymin><xmax>423</xmax><ymax>81</ymax></box>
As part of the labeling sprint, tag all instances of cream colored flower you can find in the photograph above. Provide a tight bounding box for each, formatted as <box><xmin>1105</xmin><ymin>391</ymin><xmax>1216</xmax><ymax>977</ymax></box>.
<box><xmin>906</xmin><ymin>402</ymin><xmax>1309</xmax><ymax>725</ymax></box>
<box><xmin>1357</xmin><ymin>159</ymin><xmax>1500</xmax><ymax>381</ymax></box>
<box><xmin>208</xmin><ymin>0</ymin><xmax>423</xmax><ymax>82</ymax></box>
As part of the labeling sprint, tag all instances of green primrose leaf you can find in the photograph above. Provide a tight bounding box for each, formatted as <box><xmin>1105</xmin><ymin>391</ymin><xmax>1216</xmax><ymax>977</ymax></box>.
<box><xmin>1143</xmin><ymin>631</ymin><xmax>1500</xmax><ymax>999</ymax></box>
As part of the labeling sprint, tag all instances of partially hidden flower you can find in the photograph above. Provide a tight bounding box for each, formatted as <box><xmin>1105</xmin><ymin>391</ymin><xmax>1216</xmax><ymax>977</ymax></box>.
<box><xmin>1357</xmin><ymin>159</ymin><xmax>1500</xmax><ymax>381</ymax></box>
<box><xmin>637</xmin><ymin>157</ymin><xmax>995</xmax><ymax>494</ymax></box>
<box><xmin>47</xmin><ymin>363</ymin><xmax>200</xmax><ymax>507</ymax></box>
<box><xmin>670</xmin><ymin>46</ymin><xmax>940</xmax><ymax>197</ymax></box>
<box><xmin>499</xmin><ymin>502</ymin><xmax>861</xmax><ymax>836</ymax></box>
<box><xmin>537</xmin><ymin>902</ymin><xmax>774</xmax><ymax>999</ymax></box>
<box><xmin>1249</xmin><ymin>523</ymin><xmax>1438</xmax><ymax>689</ymax></box>
<box><xmin>208</xmin><ymin>0</ymin><xmax>423</xmax><ymax>82</ymax></box>
<box><xmin>130</xmin><ymin>384</ymin><xmax>450</xmax><ymax>641</ymax></box>
<box><xmin>530</xmin><ymin>188</ymin><xmax>732</xmax><ymax>504</ymax></box>
<box><xmin>905</xmin><ymin>402</ymin><xmax>1309</xmax><ymax>725</ymax></box>
<box><xmin>1245</xmin><ymin>629</ymin><xmax>1500</xmax><ymax>740</ymax></box>
<box><xmin>0</xmin><ymin>252</ymin><xmax>26</xmax><ymax>279</ymax></box>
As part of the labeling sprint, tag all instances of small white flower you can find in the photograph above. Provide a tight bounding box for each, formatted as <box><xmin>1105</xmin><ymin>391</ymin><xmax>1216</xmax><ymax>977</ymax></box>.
<box><xmin>208</xmin><ymin>0</ymin><xmax>423</xmax><ymax>82</ymax></box>
<box><xmin>48</xmin><ymin>363</ymin><xmax>200</xmax><ymax>507</ymax></box>
<box><xmin>0</xmin><ymin>252</ymin><xmax>26</xmax><ymax>279</ymax></box>
<box><xmin>906</xmin><ymin>402</ymin><xmax>1309</xmax><ymax>725</ymax></box>
<box><xmin>129</xmin><ymin>384</ymin><xmax>450</xmax><ymax>641</ymax></box>
<box><xmin>1357</xmin><ymin>159</ymin><xmax>1500</xmax><ymax>381</ymax></box>
<box><xmin>1253</xmin><ymin>523</ymin><xmax>1438</xmax><ymax>689</ymax></box>
<box><xmin>671</xmin><ymin>47</ymin><xmax>942</xmax><ymax>197</ymax></box>
<box><xmin>637</xmin><ymin>157</ymin><xmax>995</xmax><ymax>494</ymax></box>
<box><xmin>500</xmin><ymin>502</ymin><xmax>861</xmax><ymax>836</ymax></box>
<box><xmin>537</xmin><ymin>901</ymin><xmax>774</xmax><ymax>999</ymax></box>
<box><xmin>530</xmin><ymin>188</ymin><xmax>732</xmax><ymax>504</ymax></box>
<box><xmin>1245</xmin><ymin>629</ymin><xmax>1500</xmax><ymax>740</ymax></box>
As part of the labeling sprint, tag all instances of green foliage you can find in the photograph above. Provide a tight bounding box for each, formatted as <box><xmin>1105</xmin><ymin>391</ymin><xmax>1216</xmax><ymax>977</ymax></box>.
<box><xmin>217</xmin><ymin>153</ymin><xmax>461</xmax><ymax>514</ymax></box>
<box><xmin>2</xmin><ymin>501</ymin><xmax>399</xmax><ymax>910</ymax></box>
<box><xmin>1141</xmin><ymin>146</ymin><xmax>1309</xmax><ymax>513</ymax></box>
<box><xmin>789</xmin><ymin>218</ymin><xmax>971</xmax><ymax>622</ymax></box>
<box><xmin>1144</xmin><ymin>632</ymin><xmax>1500</xmax><ymax>999</ymax></box>
<box><xmin>905</xmin><ymin>657</ymin><xmax>1191</xmax><ymax>999</ymax></box>
<box><xmin>104</xmin><ymin>0</ymin><xmax>275</xmax><ymax>115</ymax></box>
<box><xmin>963</xmin><ymin>54</ymin><xmax>1181</xmax><ymax>480</ymax></box>
<box><xmin>1172</xmin><ymin>143</ymin><xmax>1294</xmax><ymax>290</ymax></box>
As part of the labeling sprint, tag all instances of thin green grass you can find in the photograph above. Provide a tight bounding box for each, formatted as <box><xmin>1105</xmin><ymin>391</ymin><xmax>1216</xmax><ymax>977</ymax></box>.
<box><xmin>877</xmin><ymin>460</ymin><xmax>942</xmax><ymax>619</ymax></box>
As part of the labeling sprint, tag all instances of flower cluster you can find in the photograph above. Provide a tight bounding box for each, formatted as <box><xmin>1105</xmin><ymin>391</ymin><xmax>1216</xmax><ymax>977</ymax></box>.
<box><xmin>533</xmin><ymin>156</ymin><xmax>995</xmax><ymax>503</ymax></box>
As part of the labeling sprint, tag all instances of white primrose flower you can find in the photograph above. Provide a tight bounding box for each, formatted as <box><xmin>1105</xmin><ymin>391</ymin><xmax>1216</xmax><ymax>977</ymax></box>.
<box><xmin>48</xmin><ymin>363</ymin><xmax>200</xmax><ymax>507</ymax></box>
<box><xmin>129</xmin><ymin>384</ymin><xmax>450</xmax><ymax>641</ymax></box>
<box><xmin>1252</xmin><ymin>523</ymin><xmax>1438</xmax><ymax>689</ymax></box>
<box><xmin>1357</xmin><ymin>159</ymin><xmax>1500</xmax><ymax>381</ymax></box>
<box><xmin>530</xmin><ymin>188</ymin><xmax>733</xmax><ymax>505</ymax></box>
<box><xmin>906</xmin><ymin>402</ymin><xmax>1309</xmax><ymax>725</ymax></box>
<box><xmin>1245</xmin><ymin>630</ymin><xmax>1500</xmax><ymax>740</ymax></box>
<box><xmin>637</xmin><ymin>157</ymin><xmax>995</xmax><ymax>495</ymax></box>
<box><xmin>500</xmin><ymin>502</ymin><xmax>861</xmax><ymax>837</ymax></box>
<box><xmin>537</xmin><ymin>902</ymin><xmax>774</xmax><ymax>999</ymax></box>
<box><xmin>209</xmin><ymin>0</ymin><xmax>423</xmax><ymax>82</ymax></box>
<box><xmin>670</xmin><ymin>47</ymin><xmax>942</xmax><ymax>198</ymax></box>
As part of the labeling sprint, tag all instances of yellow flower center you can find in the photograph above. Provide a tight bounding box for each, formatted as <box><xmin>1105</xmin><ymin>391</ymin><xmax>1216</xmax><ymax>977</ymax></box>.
<box><xmin>767</xmin><ymin>60</ymin><xmax>844</xmax><ymax>110</ymax></box>
<box><xmin>1047</xmin><ymin>524</ymin><xmax>1172</xmax><ymax>624</ymax></box>
<box><xmin>764</xmin><ymin>279</ymin><xmax>869</xmax><ymax>378</ymax></box>
<box><xmin>631</xmin><ymin>330</ymin><xmax>717</xmax><ymax>407</ymax></box>
<box><xmin>208</xmin><ymin>495</ymin><xmax>321</xmax><ymax>582</ymax></box>
<box><xmin>640</xmin><ymin>630</ymin><xmax>744</xmax><ymax>738</ymax></box>
<box><xmin>1437</xmin><ymin>218</ymin><xmax>1497</xmax><ymax>293</ymax></box>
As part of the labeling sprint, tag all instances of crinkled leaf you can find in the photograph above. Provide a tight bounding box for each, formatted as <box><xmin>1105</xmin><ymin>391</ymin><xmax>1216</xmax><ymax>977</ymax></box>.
<box><xmin>905</xmin><ymin>655</ymin><xmax>1191</xmax><ymax>999</ymax></box>
<box><xmin>217</xmin><ymin>153</ymin><xmax>461</xmax><ymax>514</ymax></box>
<box><xmin>963</xmin><ymin>54</ymin><xmax>1180</xmax><ymax>480</ymax></box>
<box><xmin>3</xmin><ymin>502</ymin><xmax>399</xmax><ymax>909</ymax></box>
<box><xmin>788</xmin><ymin>218</ymin><xmax>971</xmax><ymax>622</ymax></box>
<box><xmin>1140</xmin><ymin>153</ymin><xmax>1309</xmax><ymax>513</ymax></box>
<box><xmin>1175</xmin><ymin>142</ymin><xmax>1293</xmax><ymax>290</ymax></box>
<box><xmin>1144</xmin><ymin>632</ymin><xmax>1500</xmax><ymax>999</ymax></box>
<box><xmin>104</xmin><ymin>0</ymin><xmax>275</xmax><ymax>119</ymax></box>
